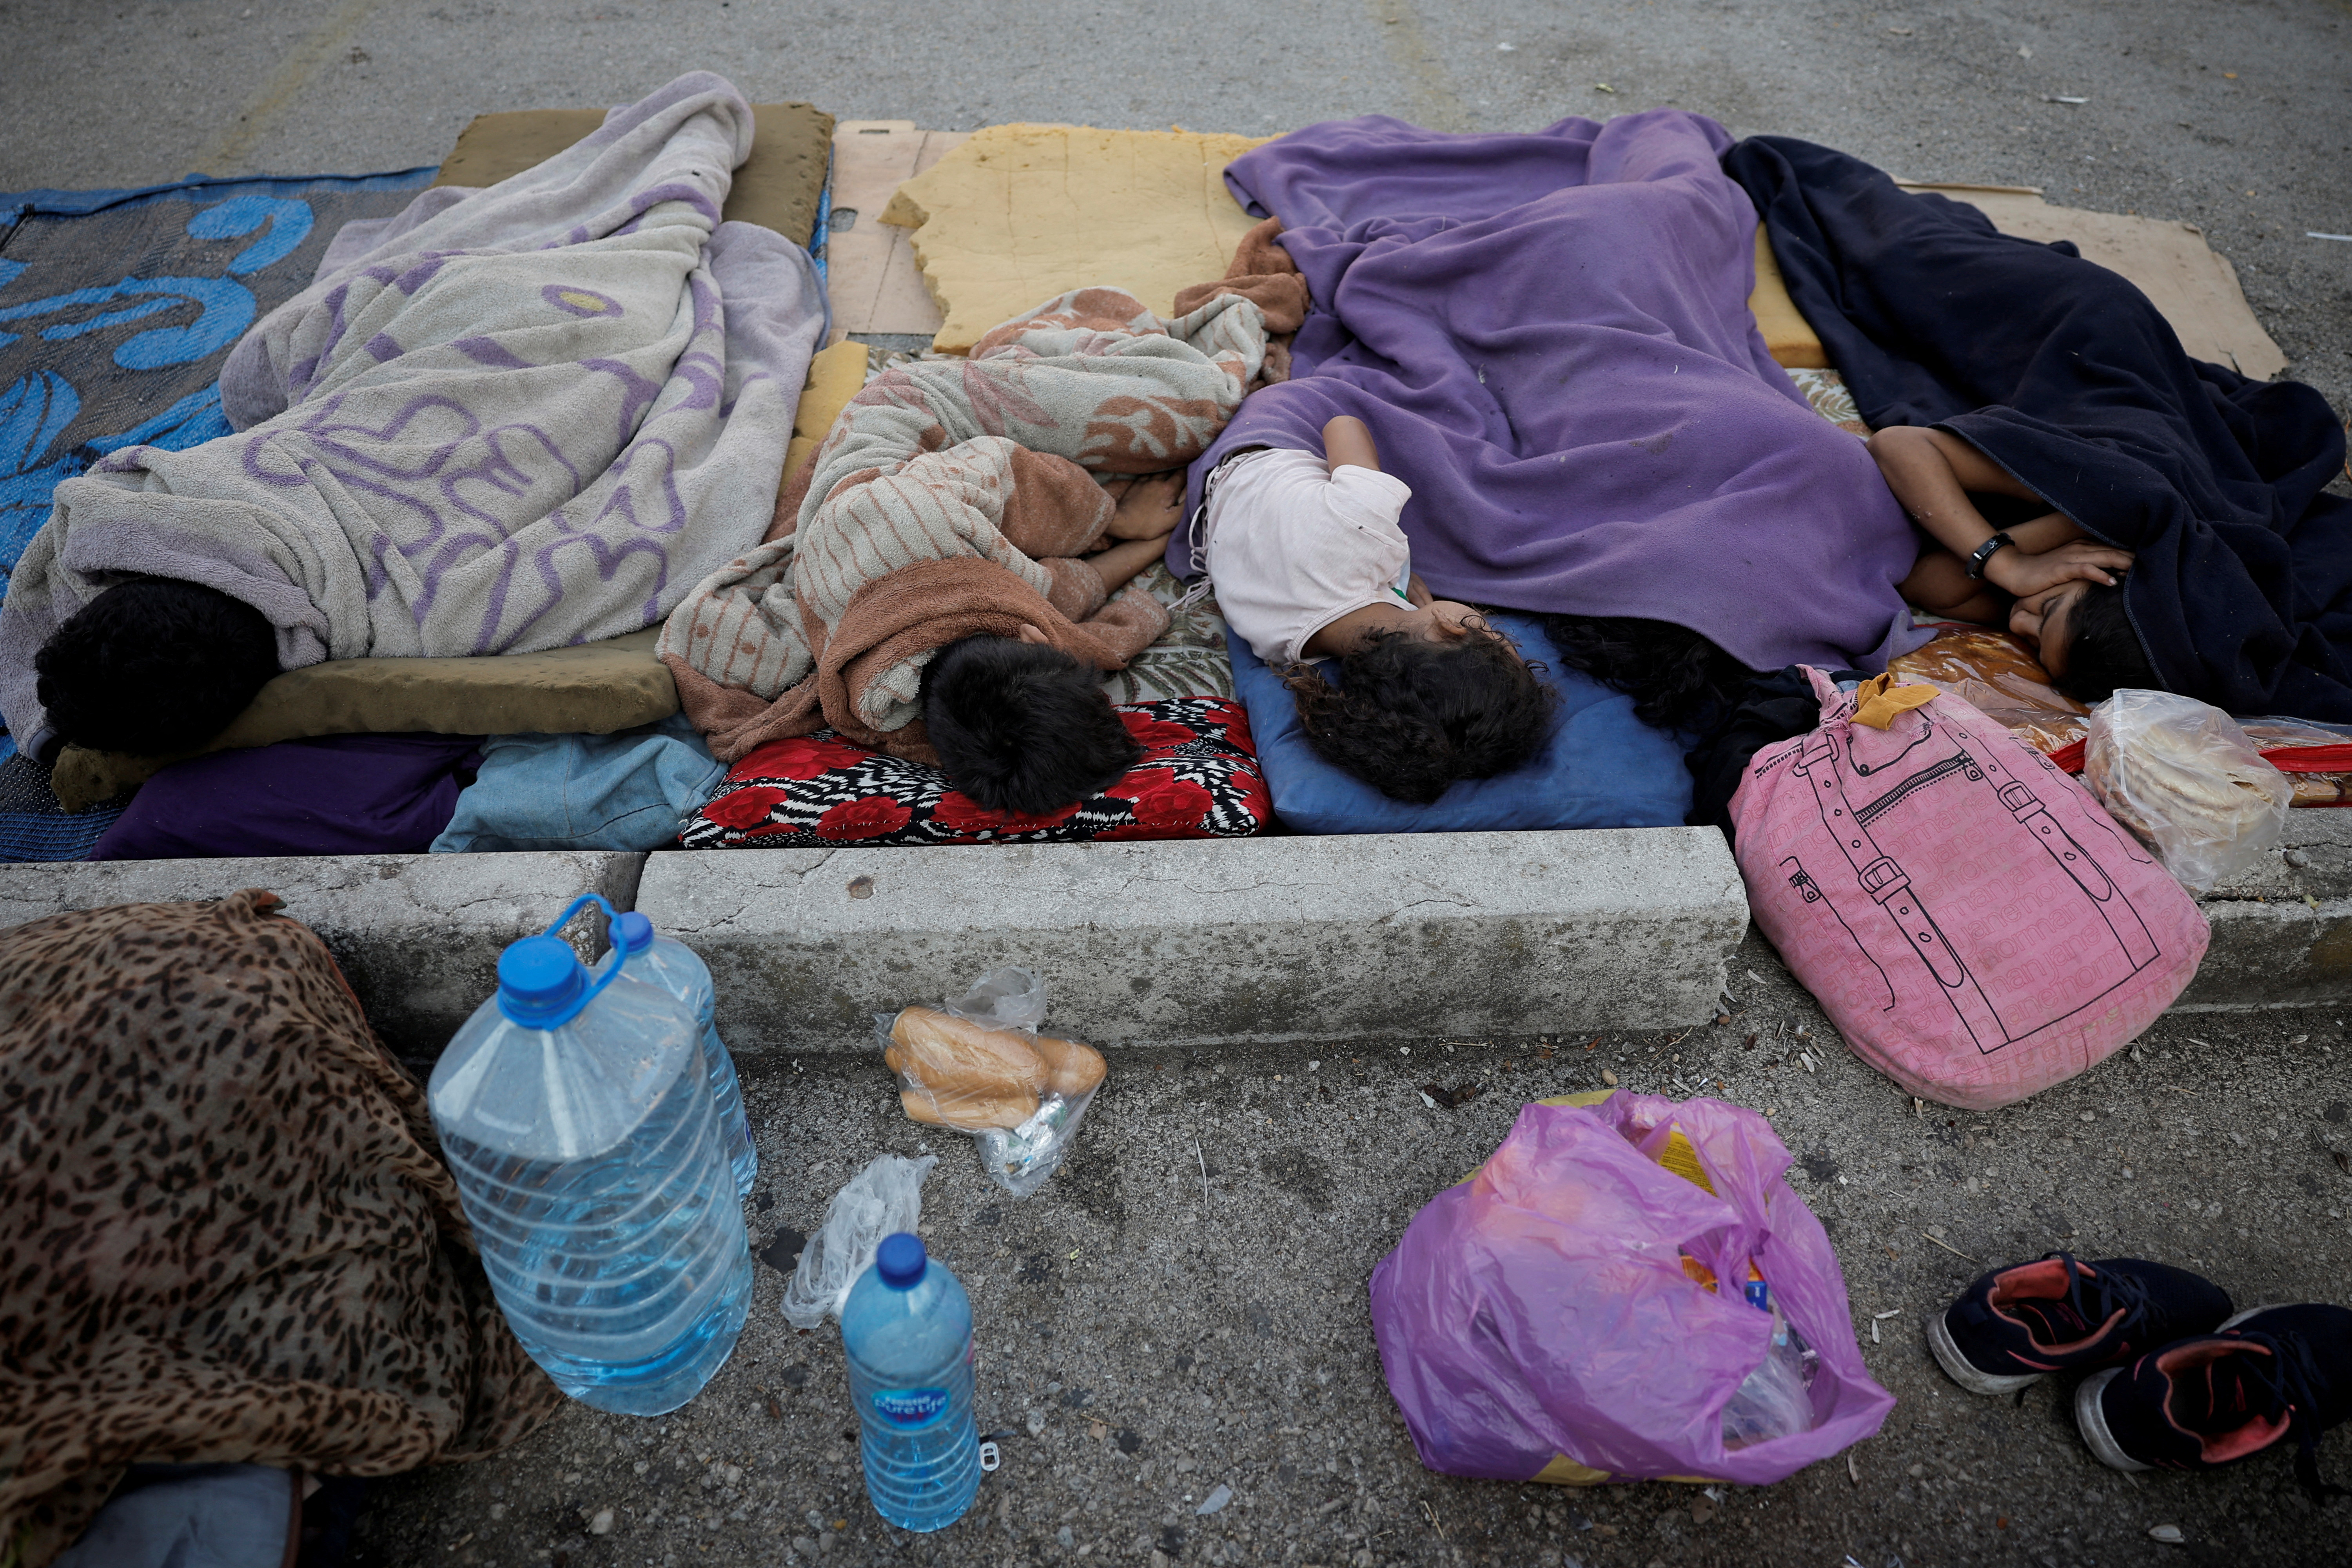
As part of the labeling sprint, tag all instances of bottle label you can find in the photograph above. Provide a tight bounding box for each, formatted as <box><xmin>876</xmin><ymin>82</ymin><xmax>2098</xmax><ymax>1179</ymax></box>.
<box><xmin>872</xmin><ymin>1387</ymin><xmax>951</xmax><ymax>1430</ymax></box>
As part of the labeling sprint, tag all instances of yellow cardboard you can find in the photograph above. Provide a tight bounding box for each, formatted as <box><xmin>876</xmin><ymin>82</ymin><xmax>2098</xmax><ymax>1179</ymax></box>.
<box><xmin>881</xmin><ymin>123</ymin><xmax>1275</xmax><ymax>354</ymax></box>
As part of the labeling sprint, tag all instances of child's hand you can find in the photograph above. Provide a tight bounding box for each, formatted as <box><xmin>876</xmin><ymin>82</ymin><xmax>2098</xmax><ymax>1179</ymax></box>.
<box><xmin>1985</xmin><ymin>537</ymin><xmax>2134</xmax><ymax>597</ymax></box>
<box><xmin>1103</xmin><ymin>472</ymin><xmax>1183</xmax><ymax>541</ymax></box>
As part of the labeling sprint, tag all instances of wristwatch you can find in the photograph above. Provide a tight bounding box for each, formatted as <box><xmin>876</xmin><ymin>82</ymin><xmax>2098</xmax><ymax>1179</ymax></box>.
<box><xmin>1964</xmin><ymin>531</ymin><xmax>2015</xmax><ymax>581</ymax></box>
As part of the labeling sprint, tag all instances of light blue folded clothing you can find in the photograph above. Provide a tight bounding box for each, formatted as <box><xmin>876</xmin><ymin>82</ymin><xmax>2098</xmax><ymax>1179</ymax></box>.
<box><xmin>53</xmin><ymin>1463</ymin><xmax>294</xmax><ymax>1568</ymax></box>
<box><xmin>432</xmin><ymin>712</ymin><xmax>725</xmax><ymax>853</ymax></box>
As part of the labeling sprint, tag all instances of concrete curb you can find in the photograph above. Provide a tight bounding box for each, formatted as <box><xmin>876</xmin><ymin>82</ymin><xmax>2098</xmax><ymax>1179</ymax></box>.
<box><xmin>632</xmin><ymin>827</ymin><xmax>1751</xmax><ymax>1053</ymax></box>
<box><xmin>6</xmin><ymin>813</ymin><xmax>2347</xmax><ymax>1062</ymax></box>
<box><xmin>0</xmin><ymin>851</ymin><xmax>646</xmax><ymax>1062</ymax></box>
<box><xmin>2180</xmin><ymin>813</ymin><xmax>2352</xmax><ymax>1010</ymax></box>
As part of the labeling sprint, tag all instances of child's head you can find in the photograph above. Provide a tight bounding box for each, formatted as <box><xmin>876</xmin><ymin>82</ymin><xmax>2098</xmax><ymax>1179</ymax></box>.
<box><xmin>2013</xmin><ymin>577</ymin><xmax>2155</xmax><ymax>703</ymax></box>
<box><xmin>34</xmin><ymin>579</ymin><xmax>280</xmax><ymax>756</ymax></box>
<box><xmin>1283</xmin><ymin>622</ymin><xmax>1558</xmax><ymax>803</ymax></box>
<box><xmin>922</xmin><ymin>633</ymin><xmax>1143</xmax><ymax>814</ymax></box>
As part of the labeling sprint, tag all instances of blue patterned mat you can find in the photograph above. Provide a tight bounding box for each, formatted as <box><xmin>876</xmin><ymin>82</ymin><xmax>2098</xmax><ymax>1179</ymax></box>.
<box><xmin>0</xmin><ymin>167</ymin><xmax>434</xmax><ymax>858</ymax></box>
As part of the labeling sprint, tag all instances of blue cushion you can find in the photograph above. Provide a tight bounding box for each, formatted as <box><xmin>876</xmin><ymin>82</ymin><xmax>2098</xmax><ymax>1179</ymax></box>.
<box><xmin>1224</xmin><ymin>613</ymin><xmax>1692</xmax><ymax>833</ymax></box>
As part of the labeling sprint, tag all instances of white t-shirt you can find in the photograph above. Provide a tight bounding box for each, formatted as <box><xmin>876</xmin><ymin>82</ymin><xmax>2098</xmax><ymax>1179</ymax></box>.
<box><xmin>1199</xmin><ymin>448</ymin><xmax>1416</xmax><ymax>666</ymax></box>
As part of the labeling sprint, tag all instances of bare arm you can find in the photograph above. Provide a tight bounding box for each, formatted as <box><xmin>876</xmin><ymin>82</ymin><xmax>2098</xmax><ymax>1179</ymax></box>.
<box><xmin>1085</xmin><ymin>535</ymin><xmax>1174</xmax><ymax>594</ymax></box>
<box><xmin>1868</xmin><ymin>425</ymin><xmax>2131</xmax><ymax>597</ymax></box>
<box><xmin>1323</xmin><ymin>415</ymin><xmax>1380</xmax><ymax>474</ymax></box>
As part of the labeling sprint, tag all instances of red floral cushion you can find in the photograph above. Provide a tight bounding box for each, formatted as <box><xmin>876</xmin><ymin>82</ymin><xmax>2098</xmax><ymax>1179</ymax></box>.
<box><xmin>680</xmin><ymin>698</ymin><xmax>1270</xmax><ymax>848</ymax></box>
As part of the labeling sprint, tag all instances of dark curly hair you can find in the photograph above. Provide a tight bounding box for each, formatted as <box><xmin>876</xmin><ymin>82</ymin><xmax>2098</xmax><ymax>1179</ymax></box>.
<box><xmin>1281</xmin><ymin>625</ymin><xmax>1559</xmax><ymax>804</ymax></box>
<box><xmin>2051</xmin><ymin>578</ymin><xmax>2156</xmax><ymax>704</ymax></box>
<box><xmin>34</xmin><ymin>579</ymin><xmax>280</xmax><ymax>755</ymax></box>
<box><xmin>922</xmin><ymin>634</ymin><xmax>1143</xmax><ymax>815</ymax></box>
<box><xmin>1539</xmin><ymin>613</ymin><xmax>1757</xmax><ymax>734</ymax></box>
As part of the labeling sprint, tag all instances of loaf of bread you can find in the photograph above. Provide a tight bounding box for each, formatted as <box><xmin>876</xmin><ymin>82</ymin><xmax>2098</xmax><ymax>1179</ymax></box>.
<box><xmin>1031</xmin><ymin>1033</ymin><xmax>1107</xmax><ymax>1097</ymax></box>
<box><xmin>886</xmin><ymin>1005</ymin><xmax>1047</xmax><ymax>1099</ymax></box>
<box><xmin>900</xmin><ymin>1086</ymin><xmax>1040</xmax><ymax>1131</ymax></box>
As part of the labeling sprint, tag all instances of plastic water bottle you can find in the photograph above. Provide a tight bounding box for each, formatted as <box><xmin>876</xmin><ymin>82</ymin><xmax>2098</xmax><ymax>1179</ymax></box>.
<box><xmin>601</xmin><ymin>911</ymin><xmax>757</xmax><ymax>1196</ymax></box>
<box><xmin>430</xmin><ymin>894</ymin><xmax>753</xmax><ymax>1417</ymax></box>
<box><xmin>841</xmin><ymin>1234</ymin><xmax>980</xmax><ymax>1530</ymax></box>
<box><xmin>1720</xmin><ymin>1294</ymin><xmax>1820</xmax><ymax>1450</ymax></box>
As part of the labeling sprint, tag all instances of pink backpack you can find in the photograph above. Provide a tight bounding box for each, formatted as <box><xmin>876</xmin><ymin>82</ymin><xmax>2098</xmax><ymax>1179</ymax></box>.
<box><xmin>1728</xmin><ymin>669</ymin><xmax>2207</xmax><ymax>1109</ymax></box>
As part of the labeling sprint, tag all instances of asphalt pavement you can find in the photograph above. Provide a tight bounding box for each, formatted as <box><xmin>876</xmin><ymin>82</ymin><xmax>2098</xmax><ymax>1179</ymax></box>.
<box><xmin>5</xmin><ymin>2</ymin><xmax>2350</xmax><ymax>1564</ymax></box>
<box><xmin>4</xmin><ymin>0</ymin><xmax>2348</xmax><ymax>408</ymax></box>
<box><xmin>346</xmin><ymin>930</ymin><xmax>2352</xmax><ymax>1568</ymax></box>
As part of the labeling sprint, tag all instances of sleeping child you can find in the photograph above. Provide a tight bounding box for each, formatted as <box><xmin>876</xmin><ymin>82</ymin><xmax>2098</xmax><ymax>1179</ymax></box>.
<box><xmin>1867</xmin><ymin>425</ymin><xmax>2150</xmax><ymax>700</ymax></box>
<box><xmin>1198</xmin><ymin>414</ymin><xmax>1557</xmax><ymax>803</ymax></box>
<box><xmin>1535</xmin><ymin>423</ymin><xmax>2151</xmax><ymax>734</ymax></box>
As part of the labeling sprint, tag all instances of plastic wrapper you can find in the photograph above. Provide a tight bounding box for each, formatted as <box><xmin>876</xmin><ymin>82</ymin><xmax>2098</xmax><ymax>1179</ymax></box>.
<box><xmin>1887</xmin><ymin>626</ymin><xmax>2089</xmax><ymax>754</ymax></box>
<box><xmin>1368</xmin><ymin>1093</ymin><xmax>1893</xmax><ymax>1487</ymax></box>
<box><xmin>781</xmin><ymin>1152</ymin><xmax>936</xmax><ymax>1330</ymax></box>
<box><xmin>878</xmin><ymin>967</ymin><xmax>1106</xmax><ymax>1198</ymax></box>
<box><xmin>2083</xmin><ymin>689</ymin><xmax>2294</xmax><ymax>895</ymax></box>
<box><xmin>2236</xmin><ymin>717</ymin><xmax>2352</xmax><ymax>807</ymax></box>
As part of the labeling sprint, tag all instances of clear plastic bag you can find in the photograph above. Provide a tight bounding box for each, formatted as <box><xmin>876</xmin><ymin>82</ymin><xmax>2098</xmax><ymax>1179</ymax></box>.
<box><xmin>877</xmin><ymin>967</ymin><xmax>1106</xmax><ymax>1199</ymax></box>
<box><xmin>780</xmin><ymin>1152</ymin><xmax>937</xmax><ymax>1330</ymax></box>
<box><xmin>2083</xmin><ymin>689</ymin><xmax>2294</xmax><ymax>895</ymax></box>
<box><xmin>1887</xmin><ymin>626</ymin><xmax>2090</xmax><ymax>755</ymax></box>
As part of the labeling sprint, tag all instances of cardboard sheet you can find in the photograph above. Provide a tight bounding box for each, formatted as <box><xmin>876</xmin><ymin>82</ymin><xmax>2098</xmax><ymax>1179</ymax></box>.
<box><xmin>876</xmin><ymin>123</ymin><xmax>1274</xmax><ymax>354</ymax></box>
<box><xmin>1748</xmin><ymin>181</ymin><xmax>2287</xmax><ymax>381</ymax></box>
<box><xmin>780</xmin><ymin>338</ymin><xmax>870</xmax><ymax>485</ymax></box>
<box><xmin>431</xmin><ymin>101</ymin><xmax>836</xmax><ymax>247</ymax></box>
<box><xmin>826</xmin><ymin>120</ymin><xmax>971</xmax><ymax>338</ymax></box>
<box><xmin>1749</xmin><ymin>227</ymin><xmax>1831</xmax><ymax>370</ymax></box>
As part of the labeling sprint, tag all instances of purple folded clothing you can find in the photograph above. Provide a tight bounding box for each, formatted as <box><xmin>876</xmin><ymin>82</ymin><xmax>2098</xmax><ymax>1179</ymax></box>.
<box><xmin>92</xmin><ymin>733</ymin><xmax>482</xmax><ymax>860</ymax></box>
<box><xmin>1178</xmin><ymin>109</ymin><xmax>1926</xmax><ymax>675</ymax></box>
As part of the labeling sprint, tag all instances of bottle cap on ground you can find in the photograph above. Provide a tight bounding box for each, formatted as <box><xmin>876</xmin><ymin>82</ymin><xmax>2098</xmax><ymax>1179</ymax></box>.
<box><xmin>876</xmin><ymin>1232</ymin><xmax>927</xmax><ymax>1289</ymax></box>
<box><xmin>610</xmin><ymin>910</ymin><xmax>655</xmax><ymax>956</ymax></box>
<box><xmin>496</xmin><ymin>934</ymin><xmax>585</xmax><ymax>1026</ymax></box>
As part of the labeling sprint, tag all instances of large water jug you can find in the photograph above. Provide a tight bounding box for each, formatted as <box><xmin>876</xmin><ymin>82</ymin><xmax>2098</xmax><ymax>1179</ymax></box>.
<box><xmin>430</xmin><ymin>894</ymin><xmax>753</xmax><ymax>1416</ymax></box>
<box><xmin>841</xmin><ymin>1234</ymin><xmax>980</xmax><ymax>1531</ymax></box>
<box><xmin>601</xmin><ymin>911</ymin><xmax>757</xmax><ymax>1196</ymax></box>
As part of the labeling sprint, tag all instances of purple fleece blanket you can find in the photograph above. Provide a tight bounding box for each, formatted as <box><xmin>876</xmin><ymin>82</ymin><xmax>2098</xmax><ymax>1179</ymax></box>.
<box><xmin>1175</xmin><ymin>111</ymin><xmax>1926</xmax><ymax>675</ymax></box>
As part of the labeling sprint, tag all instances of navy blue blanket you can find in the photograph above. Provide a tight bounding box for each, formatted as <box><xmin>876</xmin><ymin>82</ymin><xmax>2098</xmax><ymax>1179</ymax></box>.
<box><xmin>1721</xmin><ymin>136</ymin><xmax>2352</xmax><ymax>720</ymax></box>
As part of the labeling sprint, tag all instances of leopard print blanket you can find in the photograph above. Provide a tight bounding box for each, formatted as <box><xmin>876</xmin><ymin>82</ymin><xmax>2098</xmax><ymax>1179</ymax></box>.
<box><xmin>0</xmin><ymin>891</ymin><xmax>562</xmax><ymax>1567</ymax></box>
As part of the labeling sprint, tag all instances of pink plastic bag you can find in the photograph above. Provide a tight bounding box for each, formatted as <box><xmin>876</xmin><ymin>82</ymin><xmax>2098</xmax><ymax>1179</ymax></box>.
<box><xmin>1730</xmin><ymin>670</ymin><xmax>2207</xmax><ymax>1110</ymax></box>
<box><xmin>1369</xmin><ymin>1094</ymin><xmax>1893</xmax><ymax>1488</ymax></box>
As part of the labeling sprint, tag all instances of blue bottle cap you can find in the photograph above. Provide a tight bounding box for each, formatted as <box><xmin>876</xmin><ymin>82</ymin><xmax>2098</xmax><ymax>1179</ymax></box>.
<box><xmin>610</xmin><ymin>910</ymin><xmax>654</xmax><ymax>956</ymax></box>
<box><xmin>876</xmin><ymin>1232</ymin><xmax>927</xmax><ymax>1289</ymax></box>
<box><xmin>496</xmin><ymin>934</ymin><xmax>586</xmax><ymax>1027</ymax></box>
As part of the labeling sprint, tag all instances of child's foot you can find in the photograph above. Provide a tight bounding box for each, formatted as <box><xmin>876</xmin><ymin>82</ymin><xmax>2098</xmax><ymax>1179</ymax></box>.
<box><xmin>2075</xmin><ymin>1304</ymin><xmax>2352</xmax><ymax>1499</ymax></box>
<box><xmin>1103</xmin><ymin>472</ymin><xmax>1183</xmax><ymax>541</ymax></box>
<box><xmin>1926</xmin><ymin>1253</ymin><xmax>2232</xmax><ymax>1395</ymax></box>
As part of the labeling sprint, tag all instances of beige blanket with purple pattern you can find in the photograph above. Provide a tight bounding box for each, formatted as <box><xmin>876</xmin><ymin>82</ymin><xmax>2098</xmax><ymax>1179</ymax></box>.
<box><xmin>659</xmin><ymin>287</ymin><xmax>1266</xmax><ymax>755</ymax></box>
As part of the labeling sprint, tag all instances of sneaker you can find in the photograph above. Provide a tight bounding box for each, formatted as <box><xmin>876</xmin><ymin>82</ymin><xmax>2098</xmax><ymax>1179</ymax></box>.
<box><xmin>2075</xmin><ymin>1304</ymin><xmax>2352</xmax><ymax>1499</ymax></box>
<box><xmin>1927</xmin><ymin>1252</ymin><xmax>2232</xmax><ymax>1396</ymax></box>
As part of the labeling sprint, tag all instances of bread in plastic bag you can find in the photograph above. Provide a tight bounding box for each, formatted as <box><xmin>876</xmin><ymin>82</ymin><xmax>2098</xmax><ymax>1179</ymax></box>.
<box><xmin>1887</xmin><ymin>626</ymin><xmax>2089</xmax><ymax>755</ymax></box>
<box><xmin>2083</xmin><ymin>689</ymin><xmax>2293</xmax><ymax>895</ymax></box>
<box><xmin>780</xmin><ymin>1152</ymin><xmax>936</xmax><ymax>1330</ymax></box>
<box><xmin>877</xmin><ymin>967</ymin><xmax>1105</xmax><ymax>1198</ymax></box>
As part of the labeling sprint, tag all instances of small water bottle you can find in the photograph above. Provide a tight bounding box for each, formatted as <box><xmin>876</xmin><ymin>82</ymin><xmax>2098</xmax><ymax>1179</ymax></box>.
<box><xmin>841</xmin><ymin>1234</ymin><xmax>980</xmax><ymax>1531</ymax></box>
<box><xmin>601</xmin><ymin>911</ymin><xmax>757</xmax><ymax>1196</ymax></box>
<box><xmin>430</xmin><ymin>894</ymin><xmax>753</xmax><ymax>1417</ymax></box>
